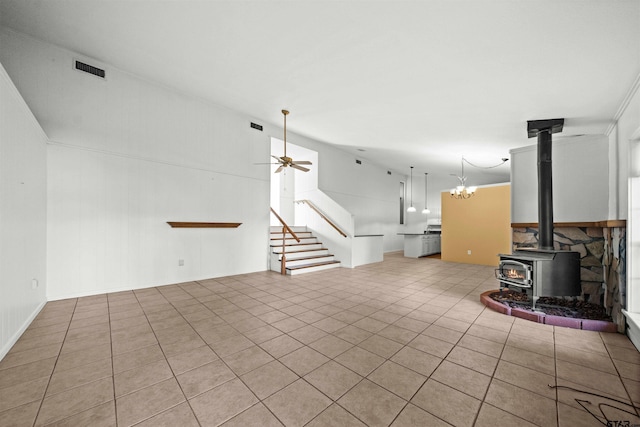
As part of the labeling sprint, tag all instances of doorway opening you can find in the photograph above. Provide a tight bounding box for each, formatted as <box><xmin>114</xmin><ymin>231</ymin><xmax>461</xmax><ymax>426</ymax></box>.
<box><xmin>269</xmin><ymin>137</ymin><xmax>318</xmax><ymax>226</ymax></box>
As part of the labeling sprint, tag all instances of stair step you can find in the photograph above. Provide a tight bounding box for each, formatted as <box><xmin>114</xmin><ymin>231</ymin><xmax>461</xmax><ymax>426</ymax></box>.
<box><xmin>279</xmin><ymin>253</ymin><xmax>333</xmax><ymax>262</ymax></box>
<box><xmin>268</xmin><ymin>225</ymin><xmax>341</xmax><ymax>275</ymax></box>
<box><xmin>273</xmin><ymin>249</ymin><xmax>330</xmax><ymax>259</ymax></box>
<box><xmin>286</xmin><ymin>260</ymin><xmax>341</xmax><ymax>275</ymax></box>
<box><xmin>270</xmin><ymin>237</ymin><xmax>318</xmax><ymax>245</ymax></box>
<box><xmin>270</xmin><ymin>231</ymin><xmax>313</xmax><ymax>238</ymax></box>
<box><xmin>281</xmin><ymin>255</ymin><xmax>335</xmax><ymax>267</ymax></box>
<box><xmin>271</xmin><ymin>243</ymin><xmax>324</xmax><ymax>252</ymax></box>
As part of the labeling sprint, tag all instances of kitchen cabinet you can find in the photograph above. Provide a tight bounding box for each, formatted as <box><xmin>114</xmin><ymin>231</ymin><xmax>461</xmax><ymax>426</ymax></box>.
<box><xmin>401</xmin><ymin>233</ymin><xmax>441</xmax><ymax>258</ymax></box>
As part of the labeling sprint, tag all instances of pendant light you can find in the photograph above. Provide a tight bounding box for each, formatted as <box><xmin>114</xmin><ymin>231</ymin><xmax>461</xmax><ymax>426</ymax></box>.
<box><xmin>407</xmin><ymin>166</ymin><xmax>416</xmax><ymax>212</ymax></box>
<box><xmin>422</xmin><ymin>173</ymin><xmax>431</xmax><ymax>214</ymax></box>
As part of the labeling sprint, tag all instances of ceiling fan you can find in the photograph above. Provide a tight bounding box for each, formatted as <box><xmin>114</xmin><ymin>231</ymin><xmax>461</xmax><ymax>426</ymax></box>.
<box><xmin>270</xmin><ymin>109</ymin><xmax>312</xmax><ymax>173</ymax></box>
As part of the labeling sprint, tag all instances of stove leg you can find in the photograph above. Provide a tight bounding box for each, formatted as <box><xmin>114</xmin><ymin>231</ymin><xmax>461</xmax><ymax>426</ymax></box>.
<box><xmin>532</xmin><ymin>295</ymin><xmax>539</xmax><ymax>311</ymax></box>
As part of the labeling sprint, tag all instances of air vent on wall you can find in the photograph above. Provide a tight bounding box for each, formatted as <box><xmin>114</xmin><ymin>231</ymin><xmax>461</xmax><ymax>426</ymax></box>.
<box><xmin>74</xmin><ymin>60</ymin><xmax>105</xmax><ymax>78</ymax></box>
<box><xmin>250</xmin><ymin>122</ymin><xmax>263</xmax><ymax>131</ymax></box>
<box><xmin>355</xmin><ymin>159</ymin><xmax>362</xmax><ymax>165</ymax></box>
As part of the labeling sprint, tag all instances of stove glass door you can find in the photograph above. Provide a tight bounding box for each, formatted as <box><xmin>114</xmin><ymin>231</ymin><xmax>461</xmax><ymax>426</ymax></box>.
<box><xmin>496</xmin><ymin>260</ymin><xmax>532</xmax><ymax>288</ymax></box>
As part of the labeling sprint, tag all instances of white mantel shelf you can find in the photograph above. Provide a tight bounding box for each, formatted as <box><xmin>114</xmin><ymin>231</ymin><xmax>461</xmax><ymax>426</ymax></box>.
<box><xmin>167</xmin><ymin>222</ymin><xmax>242</xmax><ymax>228</ymax></box>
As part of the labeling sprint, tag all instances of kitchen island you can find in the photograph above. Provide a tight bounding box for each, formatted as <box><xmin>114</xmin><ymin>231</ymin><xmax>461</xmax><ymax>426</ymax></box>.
<box><xmin>399</xmin><ymin>232</ymin><xmax>441</xmax><ymax>258</ymax></box>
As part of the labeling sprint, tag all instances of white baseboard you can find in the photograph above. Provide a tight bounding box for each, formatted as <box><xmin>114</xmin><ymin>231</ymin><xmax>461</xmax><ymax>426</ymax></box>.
<box><xmin>622</xmin><ymin>310</ymin><xmax>640</xmax><ymax>351</ymax></box>
<box><xmin>0</xmin><ymin>301</ymin><xmax>47</xmax><ymax>362</ymax></box>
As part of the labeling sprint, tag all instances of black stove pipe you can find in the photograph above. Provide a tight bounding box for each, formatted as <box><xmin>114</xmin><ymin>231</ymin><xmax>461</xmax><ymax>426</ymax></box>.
<box><xmin>527</xmin><ymin>118</ymin><xmax>564</xmax><ymax>251</ymax></box>
<box><xmin>537</xmin><ymin>130</ymin><xmax>554</xmax><ymax>250</ymax></box>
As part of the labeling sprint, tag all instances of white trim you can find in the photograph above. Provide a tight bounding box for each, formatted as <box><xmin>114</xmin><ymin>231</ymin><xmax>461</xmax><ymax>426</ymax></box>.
<box><xmin>606</xmin><ymin>72</ymin><xmax>640</xmax><ymax>136</ymax></box>
<box><xmin>0</xmin><ymin>301</ymin><xmax>46</xmax><ymax>361</ymax></box>
<box><xmin>622</xmin><ymin>310</ymin><xmax>640</xmax><ymax>351</ymax></box>
<box><xmin>47</xmin><ymin>139</ymin><xmax>269</xmax><ymax>183</ymax></box>
<box><xmin>47</xmin><ymin>283</ymin><xmax>157</xmax><ymax>302</ymax></box>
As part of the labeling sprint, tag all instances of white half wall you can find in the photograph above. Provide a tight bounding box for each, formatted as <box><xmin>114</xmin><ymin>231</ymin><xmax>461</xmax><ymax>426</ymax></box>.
<box><xmin>0</xmin><ymin>62</ymin><xmax>47</xmax><ymax>359</ymax></box>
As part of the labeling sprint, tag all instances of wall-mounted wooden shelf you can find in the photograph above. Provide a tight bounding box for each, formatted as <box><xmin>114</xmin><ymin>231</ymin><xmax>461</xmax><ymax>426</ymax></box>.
<box><xmin>167</xmin><ymin>222</ymin><xmax>242</xmax><ymax>228</ymax></box>
<box><xmin>511</xmin><ymin>220</ymin><xmax>626</xmax><ymax>228</ymax></box>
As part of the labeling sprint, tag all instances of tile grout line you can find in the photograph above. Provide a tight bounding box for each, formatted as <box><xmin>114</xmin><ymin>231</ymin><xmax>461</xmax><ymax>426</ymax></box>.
<box><xmin>7</xmin><ymin>256</ymin><xmax>635</xmax><ymax>426</ymax></box>
<box><xmin>161</xmin><ymin>282</ymin><xmax>283</xmax><ymax>426</ymax></box>
<box><xmin>30</xmin><ymin>298</ymin><xmax>78</xmax><ymax>427</ymax></box>
<box><xmin>180</xmin><ymin>280</ymin><xmax>277</xmax><ymax>426</ymax></box>
<box><xmin>600</xmin><ymin>331</ymin><xmax>640</xmax><ymax>420</ymax></box>
<box><xmin>107</xmin><ymin>294</ymin><xmax>119</xmax><ymax>427</ymax></box>
<box><xmin>107</xmin><ymin>290</ymin><xmax>184</xmax><ymax>425</ymax></box>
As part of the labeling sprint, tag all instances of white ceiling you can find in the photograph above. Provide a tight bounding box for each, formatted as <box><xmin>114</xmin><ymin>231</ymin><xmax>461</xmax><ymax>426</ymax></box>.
<box><xmin>1</xmin><ymin>0</ymin><xmax>639</xmax><ymax>182</ymax></box>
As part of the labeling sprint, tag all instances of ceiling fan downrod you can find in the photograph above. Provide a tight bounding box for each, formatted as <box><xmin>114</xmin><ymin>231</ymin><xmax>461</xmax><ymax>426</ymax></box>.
<box><xmin>282</xmin><ymin>109</ymin><xmax>289</xmax><ymax>159</ymax></box>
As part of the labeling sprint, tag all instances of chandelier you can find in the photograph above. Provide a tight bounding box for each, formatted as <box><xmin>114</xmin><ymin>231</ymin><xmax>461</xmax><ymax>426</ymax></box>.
<box><xmin>450</xmin><ymin>157</ymin><xmax>477</xmax><ymax>199</ymax></box>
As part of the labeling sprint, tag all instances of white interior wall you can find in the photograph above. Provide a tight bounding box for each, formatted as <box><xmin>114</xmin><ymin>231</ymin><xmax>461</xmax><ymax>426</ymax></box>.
<box><xmin>0</xmin><ymin>28</ymin><xmax>410</xmax><ymax>301</ymax></box>
<box><xmin>269</xmin><ymin>138</ymin><xmax>318</xmax><ymax>226</ymax></box>
<box><xmin>613</xmin><ymin>76</ymin><xmax>640</xmax><ymax>220</ymax></box>
<box><xmin>0</xmin><ymin>63</ymin><xmax>47</xmax><ymax>359</ymax></box>
<box><xmin>613</xmin><ymin>75</ymin><xmax>640</xmax><ymax>342</ymax></box>
<box><xmin>1</xmin><ymin>29</ymin><xmax>272</xmax><ymax>300</ymax></box>
<box><xmin>510</xmin><ymin>134</ymin><xmax>610</xmax><ymax>223</ymax></box>
<box><xmin>317</xmin><ymin>156</ymin><xmax>404</xmax><ymax>252</ymax></box>
<box><xmin>268</xmin><ymin>135</ymin><xmax>413</xmax><ymax>254</ymax></box>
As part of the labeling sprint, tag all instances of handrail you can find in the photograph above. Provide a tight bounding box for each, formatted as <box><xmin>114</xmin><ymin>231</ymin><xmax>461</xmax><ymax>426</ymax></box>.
<box><xmin>296</xmin><ymin>199</ymin><xmax>348</xmax><ymax>238</ymax></box>
<box><xmin>270</xmin><ymin>208</ymin><xmax>300</xmax><ymax>243</ymax></box>
<box><xmin>270</xmin><ymin>207</ymin><xmax>300</xmax><ymax>275</ymax></box>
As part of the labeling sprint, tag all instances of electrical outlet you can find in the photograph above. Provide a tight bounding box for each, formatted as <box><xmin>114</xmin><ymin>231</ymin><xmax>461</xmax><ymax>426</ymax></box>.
<box><xmin>178</xmin><ymin>259</ymin><xmax>184</xmax><ymax>266</ymax></box>
<box><xmin>467</xmin><ymin>250</ymin><xmax>472</xmax><ymax>255</ymax></box>
<box><xmin>31</xmin><ymin>278</ymin><xmax>39</xmax><ymax>289</ymax></box>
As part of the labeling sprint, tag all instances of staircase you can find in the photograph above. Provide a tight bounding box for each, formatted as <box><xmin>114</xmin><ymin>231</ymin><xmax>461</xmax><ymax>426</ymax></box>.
<box><xmin>270</xmin><ymin>226</ymin><xmax>341</xmax><ymax>275</ymax></box>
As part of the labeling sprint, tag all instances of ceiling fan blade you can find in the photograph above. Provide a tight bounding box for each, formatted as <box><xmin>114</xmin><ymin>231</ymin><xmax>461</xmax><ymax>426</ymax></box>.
<box><xmin>293</xmin><ymin>160</ymin><xmax>312</xmax><ymax>165</ymax></box>
<box><xmin>271</xmin><ymin>155</ymin><xmax>283</xmax><ymax>162</ymax></box>
<box><xmin>290</xmin><ymin>164</ymin><xmax>310</xmax><ymax>172</ymax></box>
<box><xmin>274</xmin><ymin>165</ymin><xmax>284</xmax><ymax>173</ymax></box>
<box><xmin>254</xmin><ymin>162</ymin><xmax>280</xmax><ymax>165</ymax></box>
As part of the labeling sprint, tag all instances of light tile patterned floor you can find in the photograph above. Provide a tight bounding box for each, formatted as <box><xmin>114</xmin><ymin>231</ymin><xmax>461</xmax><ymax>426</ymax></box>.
<box><xmin>1</xmin><ymin>252</ymin><xmax>639</xmax><ymax>426</ymax></box>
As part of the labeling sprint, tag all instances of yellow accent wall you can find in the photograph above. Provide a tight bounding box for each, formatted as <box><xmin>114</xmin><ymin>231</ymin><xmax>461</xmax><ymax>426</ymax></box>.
<box><xmin>441</xmin><ymin>184</ymin><xmax>511</xmax><ymax>266</ymax></box>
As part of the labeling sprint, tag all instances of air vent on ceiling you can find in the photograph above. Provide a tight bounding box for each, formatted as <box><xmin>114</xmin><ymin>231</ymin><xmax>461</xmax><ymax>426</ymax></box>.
<box><xmin>250</xmin><ymin>122</ymin><xmax>263</xmax><ymax>131</ymax></box>
<box><xmin>355</xmin><ymin>159</ymin><xmax>362</xmax><ymax>165</ymax></box>
<box><xmin>387</xmin><ymin>171</ymin><xmax>392</xmax><ymax>175</ymax></box>
<box><xmin>74</xmin><ymin>60</ymin><xmax>105</xmax><ymax>78</ymax></box>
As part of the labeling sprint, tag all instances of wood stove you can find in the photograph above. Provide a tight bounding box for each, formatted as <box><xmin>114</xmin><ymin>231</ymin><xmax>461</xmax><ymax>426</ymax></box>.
<box><xmin>497</xmin><ymin>119</ymin><xmax>581</xmax><ymax>310</ymax></box>
<box><xmin>497</xmin><ymin>249</ymin><xmax>581</xmax><ymax>310</ymax></box>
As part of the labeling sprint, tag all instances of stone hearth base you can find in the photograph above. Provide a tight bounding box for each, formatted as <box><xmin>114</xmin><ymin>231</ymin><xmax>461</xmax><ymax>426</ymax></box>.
<box><xmin>480</xmin><ymin>290</ymin><xmax>618</xmax><ymax>333</ymax></box>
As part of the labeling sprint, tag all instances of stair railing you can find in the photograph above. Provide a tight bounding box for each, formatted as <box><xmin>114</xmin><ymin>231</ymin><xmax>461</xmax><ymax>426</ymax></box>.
<box><xmin>270</xmin><ymin>208</ymin><xmax>300</xmax><ymax>275</ymax></box>
<box><xmin>296</xmin><ymin>199</ymin><xmax>348</xmax><ymax>238</ymax></box>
